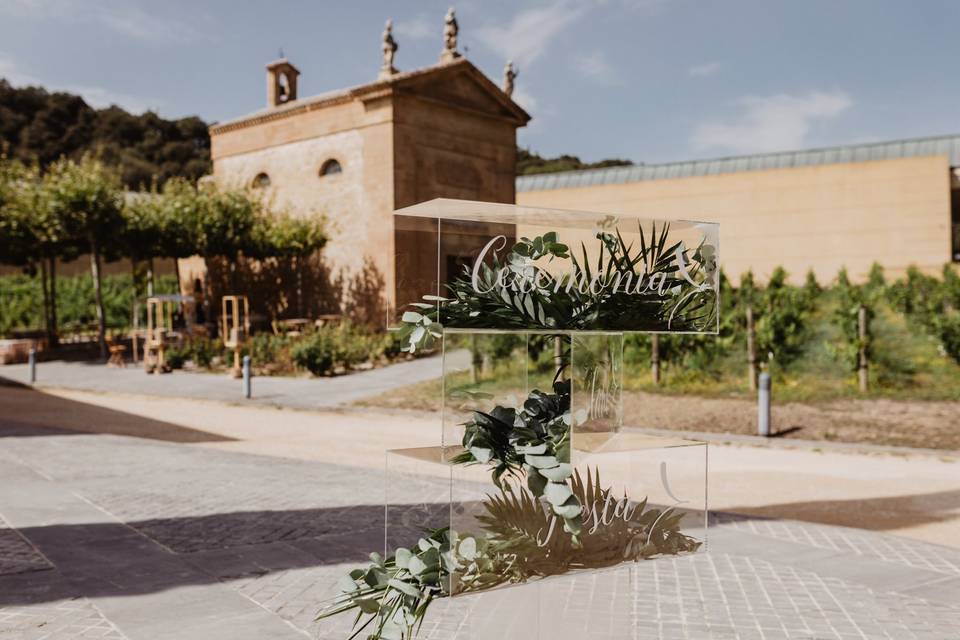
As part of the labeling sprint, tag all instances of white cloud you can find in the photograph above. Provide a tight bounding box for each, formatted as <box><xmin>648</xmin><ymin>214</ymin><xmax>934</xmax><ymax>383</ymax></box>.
<box><xmin>393</xmin><ymin>15</ymin><xmax>433</xmax><ymax>40</ymax></box>
<box><xmin>0</xmin><ymin>53</ymin><xmax>159</xmax><ymax>113</ymax></box>
<box><xmin>573</xmin><ymin>51</ymin><xmax>621</xmax><ymax>85</ymax></box>
<box><xmin>688</xmin><ymin>61</ymin><xmax>722</xmax><ymax>77</ymax></box>
<box><xmin>476</xmin><ymin>2</ymin><xmax>586</xmax><ymax>68</ymax></box>
<box><xmin>0</xmin><ymin>0</ymin><xmax>207</xmax><ymax>43</ymax></box>
<box><xmin>691</xmin><ymin>91</ymin><xmax>853</xmax><ymax>154</ymax></box>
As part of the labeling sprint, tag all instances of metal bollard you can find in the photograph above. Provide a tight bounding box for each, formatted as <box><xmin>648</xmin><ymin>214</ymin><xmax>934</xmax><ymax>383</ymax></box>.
<box><xmin>28</xmin><ymin>348</ymin><xmax>36</xmax><ymax>385</ymax></box>
<box><xmin>758</xmin><ymin>372</ymin><xmax>771</xmax><ymax>436</ymax></box>
<box><xmin>242</xmin><ymin>355</ymin><xmax>251</xmax><ymax>399</ymax></box>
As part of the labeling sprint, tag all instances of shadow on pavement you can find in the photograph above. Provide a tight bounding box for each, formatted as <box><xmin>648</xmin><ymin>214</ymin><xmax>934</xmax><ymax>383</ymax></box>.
<box><xmin>3</xmin><ymin>497</ymin><xmax>959</xmax><ymax>606</ymax></box>
<box><xmin>0</xmin><ymin>385</ymin><xmax>234</xmax><ymax>443</ymax></box>
<box><xmin>722</xmin><ymin>488</ymin><xmax>960</xmax><ymax>533</ymax></box>
<box><xmin>0</xmin><ymin>505</ymin><xmax>411</xmax><ymax>606</ymax></box>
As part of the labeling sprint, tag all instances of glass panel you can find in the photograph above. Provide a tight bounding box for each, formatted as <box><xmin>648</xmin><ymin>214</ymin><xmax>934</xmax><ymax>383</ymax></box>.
<box><xmin>385</xmin><ymin>447</ymin><xmax>453</xmax><ymax>594</ymax></box>
<box><xmin>449</xmin><ymin>438</ymin><xmax>706</xmax><ymax>591</ymax></box>
<box><xmin>393</xmin><ymin>214</ymin><xmax>440</xmax><ymax>325</ymax></box>
<box><xmin>570</xmin><ymin>333</ymin><xmax>624</xmax><ymax>437</ymax></box>
<box><xmin>442</xmin><ymin>329</ymin><xmax>530</xmax><ymax>452</ymax></box>
<box><xmin>394</xmin><ymin>199</ymin><xmax>719</xmax><ymax>334</ymax></box>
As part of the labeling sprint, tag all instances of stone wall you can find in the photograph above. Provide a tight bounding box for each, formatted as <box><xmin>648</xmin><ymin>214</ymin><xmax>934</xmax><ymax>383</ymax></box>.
<box><xmin>212</xmin><ymin>98</ymin><xmax>395</xmax><ymax>323</ymax></box>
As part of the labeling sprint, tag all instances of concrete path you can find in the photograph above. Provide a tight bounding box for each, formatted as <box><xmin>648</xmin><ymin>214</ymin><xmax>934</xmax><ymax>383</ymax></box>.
<box><xmin>1</xmin><ymin>386</ymin><xmax>960</xmax><ymax>638</ymax></box>
<box><xmin>0</xmin><ymin>353</ymin><xmax>464</xmax><ymax>409</ymax></box>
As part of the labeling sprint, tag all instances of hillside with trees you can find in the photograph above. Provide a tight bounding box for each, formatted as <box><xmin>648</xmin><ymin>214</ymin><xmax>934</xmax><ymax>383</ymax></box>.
<box><xmin>0</xmin><ymin>80</ymin><xmax>210</xmax><ymax>189</ymax></box>
<box><xmin>517</xmin><ymin>147</ymin><xmax>633</xmax><ymax>175</ymax></box>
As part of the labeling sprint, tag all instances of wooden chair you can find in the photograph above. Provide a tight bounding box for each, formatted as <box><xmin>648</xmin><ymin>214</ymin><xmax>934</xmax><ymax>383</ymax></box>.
<box><xmin>107</xmin><ymin>341</ymin><xmax>127</xmax><ymax>368</ymax></box>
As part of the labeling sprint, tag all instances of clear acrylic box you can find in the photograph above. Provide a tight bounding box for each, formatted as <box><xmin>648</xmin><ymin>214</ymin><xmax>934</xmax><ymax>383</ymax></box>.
<box><xmin>322</xmin><ymin>199</ymin><xmax>719</xmax><ymax>639</ymax></box>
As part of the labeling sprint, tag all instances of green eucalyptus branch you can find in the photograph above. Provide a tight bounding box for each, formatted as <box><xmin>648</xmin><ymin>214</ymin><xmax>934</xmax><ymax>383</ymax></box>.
<box><xmin>452</xmin><ymin>378</ymin><xmax>585</xmax><ymax>539</ymax></box>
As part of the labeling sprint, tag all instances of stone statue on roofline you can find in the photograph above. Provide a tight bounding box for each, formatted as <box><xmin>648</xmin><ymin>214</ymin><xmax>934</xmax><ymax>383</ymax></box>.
<box><xmin>503</xmin><ymin>60</ymin><xmax>517</xmax><ymax>97</ymax></box>
<box><xmin>440</xmin><ymin>7</ymin><xmax>460</xmax><ymax>62</ymax></box>
<box><xmin>380</xmin><ymin>19</ymin><xmax>398</xmax><ymax>78</ymax></box>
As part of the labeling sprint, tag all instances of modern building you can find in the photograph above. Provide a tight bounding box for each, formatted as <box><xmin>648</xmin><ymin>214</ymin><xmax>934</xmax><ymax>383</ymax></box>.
<box><xmin>517</xmin><ymin>135</ymin><xmax>960</xmax><ymax>283</ymax></box>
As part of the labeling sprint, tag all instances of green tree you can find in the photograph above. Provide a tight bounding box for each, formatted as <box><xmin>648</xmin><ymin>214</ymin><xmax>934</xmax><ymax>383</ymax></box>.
<box><xmin>0</xmin><ymin>158</ymin><xmax>79</xmax><ymax>345</ymax></box>
<box><xmin>156</xmin><ymin>178</ymin><xmax>204</xmax><ymax>293</ymax></box>
<box><xmin>43</xmin><ymin>156</ymin><xmax>124</xmax><ymax>357</ymax></box>
<box><xmin>192</xmin><ymin>183</ymin><xmax>259</xmax><ymax>309</ymax></box>
<box><xmin>122</xmin><ymin>190</ymin><xmax>165</xmax><ymax>296</ymax></box>
<box><xmin>0</xmin><ymin>158</ymin><xmax>33</xmax><ymax>267</ymax></box>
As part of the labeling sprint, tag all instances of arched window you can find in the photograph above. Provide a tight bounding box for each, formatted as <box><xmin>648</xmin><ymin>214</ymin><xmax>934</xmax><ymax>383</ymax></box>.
<box><xmin>319</xmin><ymin>159</ymin><xmax>342</xmax><ymax>177</ymax></box>
<box><xmin>252</xmin><ymin>172</ymin><xmax>271</xmax><ymax>188</ymax></box>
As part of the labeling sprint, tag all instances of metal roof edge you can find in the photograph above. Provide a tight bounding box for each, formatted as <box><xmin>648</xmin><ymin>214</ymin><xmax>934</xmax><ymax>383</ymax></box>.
<box><xmin>516</xmin><ymin>133</ymin><xmax>960</xmax><ymax>192</ymax></box>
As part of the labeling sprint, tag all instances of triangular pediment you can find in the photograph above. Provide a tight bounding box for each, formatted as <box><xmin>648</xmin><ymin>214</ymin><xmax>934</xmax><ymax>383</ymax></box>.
<box><xmin>392</xmin><ymin>60</ymin><xmax>531</xmax><ymax>125</ymax></box>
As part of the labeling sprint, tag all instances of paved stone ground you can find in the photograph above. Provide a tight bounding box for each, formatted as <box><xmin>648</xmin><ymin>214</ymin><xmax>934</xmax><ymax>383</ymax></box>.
<box><xmin>1</xmin><ymin>423</ymin><xmax>959</xmax><ymax>639</ymax></box>
<box><xmin>0</xmin><ymin>352</ymin><xmax>467</xmax><ymax>410</ymax></box>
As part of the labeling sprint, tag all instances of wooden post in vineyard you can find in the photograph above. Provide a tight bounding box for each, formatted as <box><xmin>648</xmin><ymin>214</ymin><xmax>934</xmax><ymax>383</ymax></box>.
<box><xmin>857</xmin><ymin>304</ymin><xmax>869</xmax><ymax>393</ymax></box>
<box><xmin>651</xmin><ymin>334</ymin><xmax>660</xmax><ymax>385</ymax></box>
<box><xmin>554</xmin><ymin>335</ymin><xmax>564</xmax><ymax>374</ymax></box>
<box><xmin>470</xmin><ymin>334</ymin><xmax>481</xmax><ymax>384</ymax></box>
<box><xmin>746</xmin><ymin>306</ymin><xmax>757</xmax><ymax>391</ymax></box>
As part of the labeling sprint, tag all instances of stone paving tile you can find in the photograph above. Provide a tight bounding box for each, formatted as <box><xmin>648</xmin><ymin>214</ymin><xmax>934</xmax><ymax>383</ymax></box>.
<box><xmin>713</xmin><ymin>512</ymin><xmax>960</xmax><ymax>577</ymax></box>
<box><xmin>631</xmin><ymin>553</ymin><xmax>960</xmax><ymax>640</ymax></box>
<box><xmin>2</xmin><ymin>434</ymin><xmax>389</xmax><ymax>554</ymax></box>
<box><xmin>0</xmin><ymin>526</ymin><xmax>51</xmax><ymax>576</ymax></box>
<box><xmin>228</xmin><ymin>550</ymin><xmax>960</xmax><ymax>640</ymax></box>
<box><xmin>0</xmin><ymin>598</ymin><xmax>128</xmax><ymax>640</ymax></box>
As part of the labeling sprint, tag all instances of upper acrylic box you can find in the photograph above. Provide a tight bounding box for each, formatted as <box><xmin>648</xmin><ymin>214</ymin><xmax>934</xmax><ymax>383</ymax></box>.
<box><xmin>394</xmin><ymin>198</ymin><xmax>720</xmax><ymax>335</ymax></box>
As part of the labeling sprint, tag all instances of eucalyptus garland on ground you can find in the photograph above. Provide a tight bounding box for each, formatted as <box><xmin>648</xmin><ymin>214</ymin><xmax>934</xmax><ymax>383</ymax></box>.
<box><xmin>396</xmin><ymin>224</ymin><xmax>718</xmax><ymax>354</ymax></box>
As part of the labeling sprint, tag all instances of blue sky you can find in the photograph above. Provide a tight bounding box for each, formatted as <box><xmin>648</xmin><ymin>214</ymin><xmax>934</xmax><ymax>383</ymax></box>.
<box><xmin>2</xmin><ymin>0</ymin><xmax>959</xmax><ymax>163</ymax></box>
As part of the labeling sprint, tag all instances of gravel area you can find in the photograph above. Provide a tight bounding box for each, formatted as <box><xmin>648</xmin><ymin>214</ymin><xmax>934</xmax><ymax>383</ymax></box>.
<box><xmin>624</xmin><ymin>392</ymin><xmax>960</xmax><ymax>450</ymax></box>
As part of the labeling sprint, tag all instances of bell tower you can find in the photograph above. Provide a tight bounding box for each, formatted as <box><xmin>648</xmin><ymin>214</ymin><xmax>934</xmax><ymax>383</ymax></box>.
<box><xmin>266</xmin><ymin>59</ymin><xmax>300</xmax><ymax>107</ymax></box>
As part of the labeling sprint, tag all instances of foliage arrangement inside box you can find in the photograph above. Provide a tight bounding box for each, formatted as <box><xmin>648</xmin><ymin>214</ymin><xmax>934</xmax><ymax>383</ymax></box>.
<box><xmin>396</xmin><ymin>224</ymin><xmax>718</xmax><ymax>356</ymax></box>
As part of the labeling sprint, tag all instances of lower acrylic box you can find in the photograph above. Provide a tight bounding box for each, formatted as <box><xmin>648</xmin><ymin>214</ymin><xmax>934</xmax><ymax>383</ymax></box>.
<box><xmin>385</xmin><ymin>431</ymin><xmax>707</xmax><ymax>639</ymax></box>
